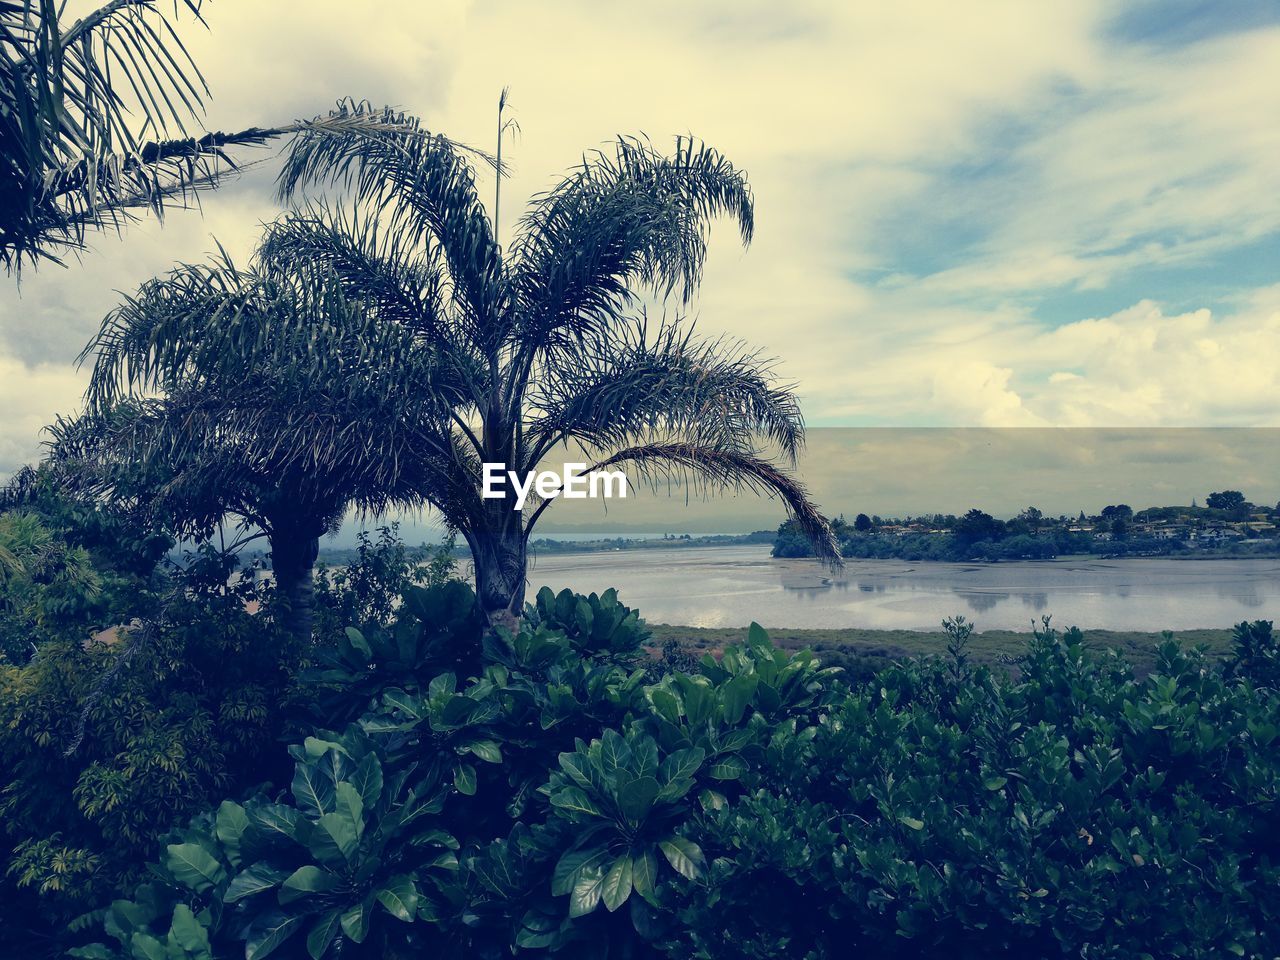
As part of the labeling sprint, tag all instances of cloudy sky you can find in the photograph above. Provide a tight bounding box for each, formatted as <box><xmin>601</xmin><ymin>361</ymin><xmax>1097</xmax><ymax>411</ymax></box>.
<box><xmin>2</xmin><ymin>0</ymin><xmax>1278</xmax><ymax>521</ymax></box>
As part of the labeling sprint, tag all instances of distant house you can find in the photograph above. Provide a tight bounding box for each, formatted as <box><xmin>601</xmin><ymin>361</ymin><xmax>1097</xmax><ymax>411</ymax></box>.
<box><xmin>1193</xmin><ymin>524</ymin><xmax>1245</xmax><ymax>544</ymax></box>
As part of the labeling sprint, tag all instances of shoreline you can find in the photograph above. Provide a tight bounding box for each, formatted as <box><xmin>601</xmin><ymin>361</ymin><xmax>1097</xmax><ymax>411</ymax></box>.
<box><xmin>648</xmin><ymin>622</ymin><xmax>1237</xmax><ymax>675</ymax></box>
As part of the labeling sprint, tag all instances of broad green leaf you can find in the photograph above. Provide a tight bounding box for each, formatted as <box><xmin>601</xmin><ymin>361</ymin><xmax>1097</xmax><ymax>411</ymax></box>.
<box><xmin>304</xmin><ymin>737</ymin><xmax>349</xmax><ymax>759</ymax></box>
<box><xmin>340</xmin><ymin>897</ymin><xmax>372</xmax><ymax>944</ymax></box>
<box><xmin>677</xmin><ymin>676</ymin><xmax>716</xmax><ymax>726</ymax></box>
<box><xmin>658</xmin><ymin>837</ymin><xmax>705</xmax><ymax>880</ymax></box>
<box><xmin>601</xmin><ymin>855</ymin><xmax>633</xmax><ymax>912</ymax></box>
<box><xmin>658</xmin><ymin>747</ymin><xmax>705</xmax><ymax>784</ymax></box>
<box><xmin>707</xmin><ymin>755</ymin><xmax>749</xmax><ymax>780</ymax></box>
<box><xmin>167</xmin><ymin>903</ymin><xmax>211</xmax><ymax>955</ymax></box>
<box><xmin>225</xmin><ymin>863</ymin><xmax>290</xmax><ymax>903</ymax></box>
<box><xmin>552</xmin><ymin>847</ymin><xmax>608</xmax><ymax>896</ymax></box>
<box><xmin>551</xmin><ymin>786</ymin><xmax>601</xmax><ymax>819</ymax></box>
<box><xmin>755</xmin><ymin>681</ymin><xmax>782</xmax><ymax>713</ymax></box>
<box><xmin>384</xmin><ymin>688</ymin><xmax>425</xmax><ymax>720</ymax></box>
<box><xmin>631</xmin><ymin>849</ymin><xmax>659</xmax><ymax>903</ymax></box>
<box><xmin>128</xmin><ymin>932</ymin><xmax>165</xmax><ymax>960</ymax></box>
<box><xmin>649</xmin><ymin>688</ymin><xmax>681</xmax><ymax>724</ymax></box>
<box><xmin>466</xmin><ymin>739</ymin><xmax>503</xmax><ymax>763</ymax></box>
<box><xmin>698</xmin><ymin>788</ymin><xmax>728</xmax><ymax>812</ymax></box>
<box><xmin>514</xmin><ymin>909</ymin><xmax>559</xmax><ymax>949</ymax></box>
<box><xmin>245</xmin><ymin>913</ymin><xmax>303</xmax><ymax>960</ymax></box>
<box><xmin>280</xmin><ymin>865</ymin><xmax>339</xmax><ymax>904</ymax></box>
<box><xmin>427</xmin><ymin>673</ymin><xmax>456</xmax><ymax>702</ymax></box>
<box><xmin>721</xmin><ymin>673</ymin><xmax>758</xmax><ymax>724</ymax></box>
<box><xmin>251</xmin><ymin>804</ymin><xmax>302</xmax><ymax>841</ymax></box>
<box><xmin>616</xmin><ymin>776</ymin><xmax>661</xmax><ymax>822</ymax></box>
<box><xmin>375</xmin><ymin>875</ymin><xmax>419</xmax><ymax>922</ymax></box>
<box><xmin>397</xmin><ymin>785</ymin><xmax>446</xmax><ymax>826</ymax></box>
<box><xmin>899</xmin><ymin>816</ymin><xmax>925</xmax><ymax>831</ymax></box>
<box><xmin>344</xmin><ymin>626</ymin><xmax>372</xmax><ymax>657</ymax></box>
<box><xmin>165</xmin><ymin>843</ymin><xmax>226</xmax><ymax>893</ymax></box>
<box><xmin>214</xmin><ymin>801</ymin><xmax>250</xmax><ymax>865</ymax></box>
<box><xmin>599</xmin><ymin>730</ymin><xmax>631</xmax><ymax>778</ymax></box>
<box><xmin>349</xmin><ymin>753</ymin><xmax>384</xmax><ymax>809</ymax></box>
<box><xmin>557</xmin><ymin>752</ymin><xmax>594</xmax><ymax>790</ymax></box>
<box><xmin>312</xmin><ymin>812</ymin><xmax>360</xmax><ymax>864</ymax></box>
<box><xmin>306</xmin><ymin>910</ymin><xmax>341</xmax><ymax>960</ymax></box>
<box><xmin>334</xmin><ymin>782</ymin><xmax>365</xmax><ymax>835</ymax></box>
<box><xmin>292</xmin><ymin>764</ymin><xmax>336</xmax><ymax>817</ymax></box>
<box><xmin>453</xmin><ymin>762</ymin><xmax>477</xmax><ymax>796</ymax></box>
<box><xmin>106</xmin><ymin>899</ymin><xmax>154</xmax><ymax>939</ymax></box>
<box><xmin>569</xmin><ymin>864</ymin><xmax>605</xmax><ymax>918</ymax></box>
<box><xmin>984</xmin><ymin>776</ymin><xmax>1008</xmax><ymax>791</ymax></box>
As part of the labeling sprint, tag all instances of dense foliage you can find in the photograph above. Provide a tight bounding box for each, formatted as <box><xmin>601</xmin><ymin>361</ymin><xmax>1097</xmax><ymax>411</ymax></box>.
<box><xmin>5</xmin><ymin>489</ymin><xmax>1278</xmax><ymax>958</ymax></box>
<box><xmin>0</xmin><ymin>0</ymin><xmax>296</xmax><ymax>272</ymax></box>
<box><xmin>57</xmin><ymin>580</ymin><xmax>1280</xmax><ymax>959</ymax></box>
<box><xmin>0</xmin><ymin>549</ymin><xmax>304</xmax><ymax>952</ymax></box>
<box><xmin>0</xmin><ymin>467</ymin><xmax>171</xmax><ymax>664</ymax></box>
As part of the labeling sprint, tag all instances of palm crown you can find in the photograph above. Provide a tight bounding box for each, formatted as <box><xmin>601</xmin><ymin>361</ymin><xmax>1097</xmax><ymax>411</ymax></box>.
<box><xmin>76</xmin><ymin>101</ymin><xmax>838</xmax><ymax>629</ymax></box>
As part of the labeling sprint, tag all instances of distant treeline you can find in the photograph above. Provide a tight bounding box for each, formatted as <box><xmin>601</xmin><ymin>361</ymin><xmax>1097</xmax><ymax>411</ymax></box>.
<box><xmin>528</xmin><ymin>530</ymin><xmax>775</xmax><ymax>554</ymax></box>
<box><xmin>295</xmin><ymin>528</ymin><xmax>777</xmax><ymax>568</ymax></box>
<box><xmin>775</xmin><ymin>491</ymin><xmax>1280</xmax><ymax>561</ymax></box>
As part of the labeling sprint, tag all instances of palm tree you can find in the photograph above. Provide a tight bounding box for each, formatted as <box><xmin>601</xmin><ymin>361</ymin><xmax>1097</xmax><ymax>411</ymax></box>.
<box><xmin>62</xmin><ymin>251</ymin><xmax>440</xmax><ymax>641</ymax></box>
<box><xmin>266</xmin><ymin>105</ymin><xmax>839</xmax><ymax>622</ymax></box>
<box><xmin>76</xmin><ymin>103</ymin><xmax>838</xmax><ymax>629</ymax></box>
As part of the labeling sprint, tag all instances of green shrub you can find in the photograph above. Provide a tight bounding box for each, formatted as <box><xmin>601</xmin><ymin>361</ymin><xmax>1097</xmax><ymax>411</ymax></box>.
<box><xmin>0</xmin><ymin>469</ymin><xmax>172</xmax><ymax>665</ymax></box>
<box><xmin>68</xmin><ymin>594</ymin><xmax>1280</xmax><ymax>960</ymax></box>
<box><xmin>0</xmin><ymin>550</ymin><xmax>304</xmax><ymax>950</ymax></box>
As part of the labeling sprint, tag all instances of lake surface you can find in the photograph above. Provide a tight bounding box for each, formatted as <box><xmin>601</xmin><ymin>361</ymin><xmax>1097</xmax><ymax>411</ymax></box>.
<box><xmin>522</xmin><ymin>545</ymin><xmax>1280</xmax><ymax>631</ymax></box>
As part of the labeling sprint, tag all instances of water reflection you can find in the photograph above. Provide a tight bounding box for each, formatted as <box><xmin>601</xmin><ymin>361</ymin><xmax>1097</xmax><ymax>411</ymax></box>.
<box><xmin>959</xmin><ymin>592</ymin><xmax>1008</xmax><ymax>614</ymax></box>
<box><xmin>521</xmin><ymin>545</ymin><xmax>1280</xmax><ymax>632</ymax></box>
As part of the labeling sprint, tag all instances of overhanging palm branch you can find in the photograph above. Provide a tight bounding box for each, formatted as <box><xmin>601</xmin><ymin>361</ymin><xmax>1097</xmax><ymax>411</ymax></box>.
<box><xmin>0</xmin><ymin>0</ymin><xmax>429</xmax><ymax>272</ymax></box>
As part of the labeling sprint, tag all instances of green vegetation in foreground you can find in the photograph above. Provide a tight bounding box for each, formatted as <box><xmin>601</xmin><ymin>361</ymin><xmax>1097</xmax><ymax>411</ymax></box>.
<box><xmin>649</xmin><ymin>622</ymin><xmax>1235</xmax><ymax>676</ymax></box>
<box><xmin>6</xmin><ymin>511</ymin><xmax>1280</xmax><ymax>959</ymax></box>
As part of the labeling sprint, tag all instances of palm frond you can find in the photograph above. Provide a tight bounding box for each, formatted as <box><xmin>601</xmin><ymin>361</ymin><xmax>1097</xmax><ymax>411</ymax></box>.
<box><xmin>256</xmin><ymin>202</ymin><xmax>453</xmax><ymax>340</ymax></box>
<box><xmin>2</xmin><ymin>0</ymin><xmax>214</xmax><ymax>269</ymax></box>
<box><xmin>526</xmin><ymin>442</ymin><xmax>840</xmax><ymax>566</ymax></box>
<box><xmin>509</xmin><ymin>135</ymin><xmax>753</xmax><ymax>352</ymax></box>
<box><xmin>275</xmin><ymin>99</ymin><xmax>506</xmax><ymax>333</ymax></box>
<box><xmin>524</xmin><ymin>316</ymin><xmax>803</xmax><ymax>469</ymax></box>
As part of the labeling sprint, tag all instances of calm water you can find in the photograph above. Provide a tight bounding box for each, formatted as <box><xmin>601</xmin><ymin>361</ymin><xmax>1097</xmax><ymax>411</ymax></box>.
<box><xmin>522</xmin><ymin>545</ymin><xmax>1280</xmax><ymax>631</ymax></box>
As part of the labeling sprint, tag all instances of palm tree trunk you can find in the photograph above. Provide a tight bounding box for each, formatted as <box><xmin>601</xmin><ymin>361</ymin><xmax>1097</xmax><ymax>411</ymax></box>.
<box><xmin>271</xmin><ymin>527</ymin><xmax>320</xmax><ymax>643</ymax></box>
<box><xmin>470</xmin><ymin>509</ymin><xmax>527</xmax><ymax>626</ymax></box>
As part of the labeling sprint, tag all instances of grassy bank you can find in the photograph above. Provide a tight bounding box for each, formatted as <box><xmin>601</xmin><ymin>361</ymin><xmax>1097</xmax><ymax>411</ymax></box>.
<box><xmin>648</xmin><ymin>622</ymin><xmax>1236</xmax><ymax>676</ymax></box>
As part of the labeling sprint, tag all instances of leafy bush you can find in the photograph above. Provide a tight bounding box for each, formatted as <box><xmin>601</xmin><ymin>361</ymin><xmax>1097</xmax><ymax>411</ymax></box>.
<box><xmin>0</xmin><ymin>549</ymin><xmax>305</xmax><ymax>951</ymax></box>
<box><xmin>0</xmin><ymin>469</ymin><xmax>172</xmax><ymax>665</ymax></box>
<box><xmin>69</xmin><ymin>595</ymin><xmax>1280</xmax><ymax>960</ymax></box>
<box><xmin>1226</xmin><ymin>619</ymin><xmax>1280</xmax><ymax>689</ymax></box>
<box><xmin>310</xmin><ymin>526</ymin><xmax>459</xmax><ymax>645</ymax></box>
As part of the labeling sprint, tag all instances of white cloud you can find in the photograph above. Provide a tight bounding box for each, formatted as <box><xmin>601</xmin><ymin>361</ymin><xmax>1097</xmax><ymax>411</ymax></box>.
<box><xmin>1</xmin><ymin>0</ymin><xmax>1278</xmax><ymax>480</ymax></box>
<box><xmin>0</xmin><ymin>351</ymin><xmax>86</xmax><ymax>476</ymax></box>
